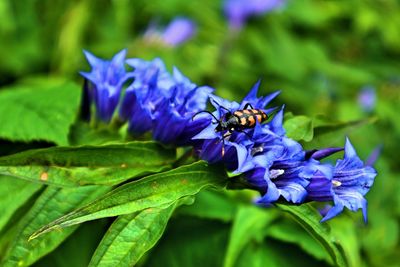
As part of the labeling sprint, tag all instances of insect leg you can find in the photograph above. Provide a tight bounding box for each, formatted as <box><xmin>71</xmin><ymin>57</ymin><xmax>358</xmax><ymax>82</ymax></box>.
<box><xmin>221</xmin><ymin>132</ymin><xmax>232</xmax><ymax>157</ymax></box>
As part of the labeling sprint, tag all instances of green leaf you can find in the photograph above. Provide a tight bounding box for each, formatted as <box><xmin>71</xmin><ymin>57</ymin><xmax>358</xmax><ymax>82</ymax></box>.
<box><xmin>224</xmin><ymin>205</ymin><xmax>278</xmax><ymax>267</ymax></box>
<box><xmin>0</xmin><ymin>141</ymin><xmax>175</xmax><ymax>187</ymax></box>
<box><xmin>236</xmin><ymin>238</ymin><xmax>327</xmax><ymax>267</ymax></box>
<box><xmin>313</xmin><ymin>115</ymin><xmax>377</xmax><ymax>136</ymax></box>
<box><xmin>266</xmin><ymin>218</ymin><xmax>331</xmax><ymax>264</ymax></box>
<box><xmin>89</xmin><ymin>201</ymin><xmax>183</xmax><ymax>267</ymax></box>
<box><xmin>143</xmin><ymin>216</ymin><xmax>230</xmax><ymax>267</ymax></box>
<box><xmin>329</xmin><ymin>217</ymin><xmax>361</xmax><ymax>267</ymax></box>
<box><xmin>69</xmin><ymin>122</ymin><xmax>123</xmax><ymax>146</ymax></box>
<box><xmin>0</xmin><ymin>80</ymin><xmax>81</xmax><ymax>145</ymax></box>
<box><xmin>1</xmin><ymin>185</ymin><xmax>109</xmax><ymax>267</ymax></box>
<box><xmin>34</xmin><ymin>219</ymin><xmax>109</xmax><ymax>267</ymax></box>
<box><xmin>178</xmin><ymin>189</ymin><xmax>237</xmax><ymax>222</ymax></box>
<box><xmin>283</xmin><ymin>115</ymin><xmax>314</xmax><ymax>142</ymax></box>
<box><xmin>30</xmin><ymin>161</ymin><xmax>228</xmax><ymax>239</ymax></box>
<box><xmin>304</xmin><ymin>115</ymin><xmax>378</xmax><ymax>149</ymax></box>
<box><xmin>276</xmin><ymin>204</ymin><xmax>348</xmax><ymax>267</ymax></box>
<box><xmin>0</xmin><ymin>176</ymin><xmax>42</xmax><ymax>232</ymax></box>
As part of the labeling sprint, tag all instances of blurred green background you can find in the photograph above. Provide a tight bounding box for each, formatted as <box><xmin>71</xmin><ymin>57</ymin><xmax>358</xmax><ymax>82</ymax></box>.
<box><xmin>0</xmin><ymin>0</ymin><xmax>399</xmax><ymax>266</ymax></box>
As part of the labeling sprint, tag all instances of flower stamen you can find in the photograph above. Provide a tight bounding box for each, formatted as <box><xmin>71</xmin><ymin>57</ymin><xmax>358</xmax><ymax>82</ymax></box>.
<box><xmin>270</xmin><ymin>169</ymin><xmax>284</xmax><ymax>179</ymax></box>
<box><xmin>332</xmin><ymin>180</ymin><xmax>342</xmax><ymax>187</ymax></box>
<box><xmin>251</xmin><ymin>146</ymin><xmax>263</xmax><ymax>155</ymax></box>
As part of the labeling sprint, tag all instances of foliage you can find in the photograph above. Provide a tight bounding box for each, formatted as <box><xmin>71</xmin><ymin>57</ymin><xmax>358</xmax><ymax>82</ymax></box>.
<box><xmin>0</xmin><ymin>0</ymin><xmax>399</xmax><ymax>266</ymax></box>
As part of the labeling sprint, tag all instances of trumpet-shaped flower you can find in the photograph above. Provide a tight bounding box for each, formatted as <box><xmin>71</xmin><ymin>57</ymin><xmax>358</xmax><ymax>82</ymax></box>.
<box><xmin>80</xmin><ymin>49</ymin><xmax>132</xmax><ymax>122</ymax></box>
<box><xmin>119</xmin><ymin>58</ymin><xmax>214</xmax><ymax>144</ymax></box>
<box><xmin>247</xmin><ymin>137</ymin><xmax>334</xmax><ymax>204</ymax></box>
<box><xmin>306</xmin><ymin>138</ymin><xmax>377</xmax><ymax>222</ymax></box>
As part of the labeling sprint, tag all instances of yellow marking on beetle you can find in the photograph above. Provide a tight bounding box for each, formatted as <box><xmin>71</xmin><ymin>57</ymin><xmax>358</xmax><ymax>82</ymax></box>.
<box><xmin>40</xmin><ymin>172</ymin><xmax>48</xmax><ymax>181</ymax></box>
<box><xmin>240</xmin><ymin>117</ymin><xmax>247</xmax><ymax>125</ymax></box>
<box><xmin>234</xmin><ymin>111</ymin><xmax>243</xmax><ymax>117</ymax></box>
<box><xmin>255</xmin><ymin>114</ymin><xmax>262</xmax><ymax>123</ymax></box>
<box><xmin>243</xmin><ymin>109</ymin><xmax>252</xmax><ymax>114</ymax></box>
<box><xmin>248</xmin><ymin>116</ymin><xmax>256</xmax><ymax>126</ymax></box>
<box><xmin>262</xmin><ymin>112</ymin><xmax>267</xmax><ymax>120</ymax></box>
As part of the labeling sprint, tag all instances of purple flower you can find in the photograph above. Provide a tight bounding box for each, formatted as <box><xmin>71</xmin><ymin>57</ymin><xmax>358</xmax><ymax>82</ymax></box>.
<box><xmin>119</xmin><ymin>58</ymin><xmax>172</xmax><ymax>134</ymax></box>
<box><xmin>78</xmin><ymin>49</ymin><xmax>377</xmax><ymax>223</ymax></box>
<box><xmin>162</xmin><ymin>17</ymin><xmax>197</xmax><ymax>46</ymax></box>
<box><xmin>232</xmin><ymin>106</ymin><xmax>343</xmax><ymax>205</ymax></box>
<box><xmin>144</xmin><ymin>17</ymin><xmax>197</xmax><ymax>47</ymax></box>
<box><xmin>247</xmin><ymin>137</ymin><xmax>334</xmax><ymax>204</ymax></box>
<box><xmin>223</xmin><ymin>0</ymin><xmax>284</xmax><ymax>29</ymax></box>
<box><xmin>306</xmin><ymin>138</ymin><xmax>377</xmax><ymax>222</ymax></box>
<box><xmin>358</xmin><ymin>86</ymin><xmax>376</xmax><ymax>112</ymax></box>
<box><xmin>80</xmin><ymin>49</ymin><xmax>132</xmax><ymax>122</ymax></box>
<box><xmin>193</xmin><ymin>81</ymin><xmax>280</xmax><ymax>171</ymax></box>
<box><xmin>305</xmin><ymin>147</ymin><xmax>344</xmax><ymax>161</ymax></box>
<box><xmin>152</xmin><ymin>68</ymin><xmax>214</xmax><ymax>145</ymax></box>
<box><xmin>237</xmin><ymin>106</ymin><xmax>287</xmax><ymax>174</ymax></box>
<box><xmin>119</xmin><ymin>57</ymin><xmax>214</xmax><ymax>145</ymax></box>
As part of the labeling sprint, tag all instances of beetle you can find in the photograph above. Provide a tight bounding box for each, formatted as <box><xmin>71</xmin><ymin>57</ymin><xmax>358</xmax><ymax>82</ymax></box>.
<box><xmin>192</xmin><ymin>102</ymin><xmax>269</xmax><ymax>155</ymax></box>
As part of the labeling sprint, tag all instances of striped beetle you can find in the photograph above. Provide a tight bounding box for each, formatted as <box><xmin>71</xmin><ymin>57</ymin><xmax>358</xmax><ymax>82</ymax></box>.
<box><xmin>193</xmin><ymin>102</ymin><xmax>269</xmax><ymax>155</ymax></box>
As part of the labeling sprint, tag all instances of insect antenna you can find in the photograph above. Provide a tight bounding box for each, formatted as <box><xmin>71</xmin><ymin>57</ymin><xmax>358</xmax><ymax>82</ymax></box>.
<box><xmin>210</xmin><ymin>98</ymin><xmax>231</xmax><ymax>114</ymax></box>
<box><xmin>192</xmin><ymin>110</ymin><xmax>220</xmax><ymax>124</ymax></box>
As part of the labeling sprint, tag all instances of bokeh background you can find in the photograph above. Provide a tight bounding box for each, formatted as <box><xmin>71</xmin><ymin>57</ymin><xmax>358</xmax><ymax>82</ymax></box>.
<box><xmin>0</xmin><ymin>0</ymin><xmax>399</xmax><ymax>266</ymax></box>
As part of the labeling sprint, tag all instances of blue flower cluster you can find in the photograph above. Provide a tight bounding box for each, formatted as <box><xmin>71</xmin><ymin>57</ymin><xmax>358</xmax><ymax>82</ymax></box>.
<box><xmin>81</xmin><ymin>50</ymin><xmax>377</xmax><ymax>222</ymax></box>
<box><xmin>81</xmin><ymin>50</ymin><xmax>213</xmax><ymax>145</ymax></box>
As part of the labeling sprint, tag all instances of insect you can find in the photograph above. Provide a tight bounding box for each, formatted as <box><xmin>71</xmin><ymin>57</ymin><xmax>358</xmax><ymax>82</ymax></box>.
<box><xmin>192</xmin><ymin>102</ymin><xmax>269</xmax><ymax>155</ymax></box>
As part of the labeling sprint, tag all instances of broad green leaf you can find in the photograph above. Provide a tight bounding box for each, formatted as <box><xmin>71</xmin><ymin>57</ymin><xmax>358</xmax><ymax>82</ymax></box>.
<box><xmin>283</xmin><ymin>115</ymin><xmax>314</xmax><ymax>142</ymax></box>
<box><xmin>0</xmin><ymin>81</ymin><xmax>81</xmax><ymax>145</ymax></box>
<box><xmin>236</xmin><ymin>238</ymin><xmax>327</xmax><ymax>267</ymax></box>
<box><xmin>30</xmin><ymin>161</ymin><xmax>228</xmax><ymax>239</ymax></box>
<box><xmin>143</xmin><ymin>216</ymin><xmax>230</xmax><ymax>267</ymax></box>
<box><xmin>266</xmin><ymin>219</ymin><xmax>331</xmax><ymax>264</ymax></box>
<box><xmin>361</xmin><ymin>210</ymin><xmax>398</xmax><ymax>267</ymax></box>
<box><xmin>0</xmin><ymin>141</ymin><xmax>175</xmax><ymax>187</ymax></box>
<box><xmin>329</xmin><ymin>217</ymin><xmax>361</xmax><ymax>267</ymax></box>
<box><xmin>178</xmin><ymin>189</ymin><xmax>237</xmax><ymax>222</ymax></box>
<box><xmin>313</xmin><ymin>115</ymin><xmax>377</xmax><ymax>136</ymax></box>
<box><xmin>89</xmin><ymin>201</ymin><xmax>183</xmax><ymax>267</ymax></box>
<box><xmin>305</xmin><ymin>116</ymin><xmax>378</xmax><ymax>149</ymax></box>
<box><xmin>0</xmin><ymin>176</ymin><xmax>42</xmax><ymax>232</ymax></box>
<box><xmin>69</xmin><ymin>122</ymin><xmax>123</xmax><ymax>146</ymax></box>
<box><xmin>224</xmin><ymin>205</ymin><xmax>277</xmax><ymax>267</ymax></box>
<box><xmin>1</xmin><ymin>185</ymin><xmax>109</xmax><ymax>267</ymax></box>
<box><xmin>34</xmin><ymin>219</ymin><xmax>109</xmax><ymax>267</ymax></box>
<box><xmin>276</xmin><ymin>204</ymin><xmax>348</xmax><ymax>267</ymax></box>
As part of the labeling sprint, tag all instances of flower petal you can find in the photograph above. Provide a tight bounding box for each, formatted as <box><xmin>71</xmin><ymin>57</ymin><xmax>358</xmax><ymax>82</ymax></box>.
<box><xmin>192</xmin><ymin>124</ymin><xmax>218</xmax><ymax>140</ymax></box>
<box><xmin>320</xmin><ymin>202</ymin><xmax>344</xmax><ymax>222</ymax></box>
